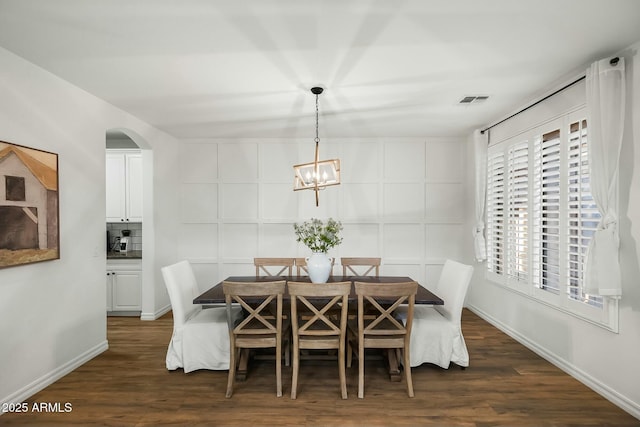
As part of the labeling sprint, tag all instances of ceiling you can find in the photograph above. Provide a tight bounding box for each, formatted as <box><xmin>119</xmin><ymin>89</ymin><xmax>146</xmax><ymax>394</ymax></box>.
<box><xmin>1</xmin><ymin>0</ymin><xmax>640</xmax><ymax>139</ymax></box>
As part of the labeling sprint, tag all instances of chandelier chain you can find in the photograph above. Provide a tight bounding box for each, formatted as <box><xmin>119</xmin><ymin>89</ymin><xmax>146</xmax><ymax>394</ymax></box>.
<box><xmin>315</xmin><ymin>93</ymin><xmax>320</xmax><ymax>143</ymax></box>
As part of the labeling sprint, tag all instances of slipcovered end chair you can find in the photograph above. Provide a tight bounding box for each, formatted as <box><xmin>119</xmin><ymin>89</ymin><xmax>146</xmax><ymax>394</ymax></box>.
<box><xmin>409</xmin><ymin>259</ymin><xmax>474</xmax><ymax>369</ymax></box>
<box><xmin>162</xmin><ymin>260</ymin><xmax>242</xmax><ymax>372</ymax></box>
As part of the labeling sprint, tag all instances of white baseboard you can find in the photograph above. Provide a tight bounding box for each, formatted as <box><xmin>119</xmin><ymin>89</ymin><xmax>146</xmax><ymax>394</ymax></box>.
<box><xmin>140</xmin><ymin>303</ymin><xmax>171</xmax><ymax>321</ymax></box>
<box><xmin>467</xmin><ymin>305</ymin><xmax>640</xmax><ymax>421</ymax></box>
<box><xmin>1</xmin><ymin>340</ymin><xmax>108</xmax><ymax>411</ymax></box>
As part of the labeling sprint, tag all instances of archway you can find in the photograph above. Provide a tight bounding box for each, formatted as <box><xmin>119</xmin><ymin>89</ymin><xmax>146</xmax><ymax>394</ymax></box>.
<box><xmin>106</xmin><ymin>128</ymin><xmax>155</xmax><ymax>320</ymax></box>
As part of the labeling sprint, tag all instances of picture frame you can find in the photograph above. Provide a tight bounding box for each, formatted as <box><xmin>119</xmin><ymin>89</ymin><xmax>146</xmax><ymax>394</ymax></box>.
<box><xmin>0</xmin><ymin>140</ymin><xmax>59</xmax><ymax>268</ymax></box>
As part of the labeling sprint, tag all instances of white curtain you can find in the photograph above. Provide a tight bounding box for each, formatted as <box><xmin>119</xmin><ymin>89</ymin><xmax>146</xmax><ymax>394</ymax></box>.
<box><xmin>584</xmin><ymin>56</ymin><xmax>625</xmax><ymax>298</ymax></box>
<box><xmin>473</xmin><ymin>129</ymin><xmax>488</xmax><ymax>262</ymax></box>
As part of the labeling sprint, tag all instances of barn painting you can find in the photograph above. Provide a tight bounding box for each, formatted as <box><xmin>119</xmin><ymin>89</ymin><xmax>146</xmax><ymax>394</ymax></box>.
<box><xmin>0</xmin><ymin>141</ymin><xmax>59</xmax><ymax>268</ymax></box>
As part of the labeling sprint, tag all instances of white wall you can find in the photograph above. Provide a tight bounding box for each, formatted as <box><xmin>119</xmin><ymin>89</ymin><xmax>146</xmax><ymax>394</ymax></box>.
<box><xmin>0</xmin><ymin>47</ymin><xmax>179</xmax><ymax>405</ymax></box>
<box><xmin>467</xmin><ymin>41</ymin><xmax>640</xmax><ymax>419</ymax></box>
<box><xmin>175</xmin><ymin>137</ymin><xmax>473</xmax><ymax>293</ymax></box>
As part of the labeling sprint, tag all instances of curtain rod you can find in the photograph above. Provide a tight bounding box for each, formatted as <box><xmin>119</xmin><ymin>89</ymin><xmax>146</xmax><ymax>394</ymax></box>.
<box><xmin>480</xmin><ymin>56</ymin><xmax>620</xmax><ymax>135</ymax></box>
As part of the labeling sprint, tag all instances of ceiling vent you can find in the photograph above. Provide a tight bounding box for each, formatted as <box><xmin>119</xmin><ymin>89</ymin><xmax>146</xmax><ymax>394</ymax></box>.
<box><xmin>459</xmin><ymin>95</ymin><xmax>489</xmax><ymax>104</ymax></box>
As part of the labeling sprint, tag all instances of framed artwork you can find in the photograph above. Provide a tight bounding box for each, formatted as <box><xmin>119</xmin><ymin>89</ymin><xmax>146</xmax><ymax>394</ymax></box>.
<box><xmin>0</xmin><ymin>140</ymin><xmax>59</xmax><ymax>268</ymax></box>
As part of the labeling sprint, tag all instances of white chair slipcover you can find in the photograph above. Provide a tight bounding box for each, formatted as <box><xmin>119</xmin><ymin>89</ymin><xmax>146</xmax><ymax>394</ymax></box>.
<box><xmin>409</xmin><ymin>259</ymin><xmax>474</xmax><ymax>369</ymax></box>
<box><xmin>162</xmin><ymin>260</ymin><xmax>242</xmax><ymax>373</ymax></box>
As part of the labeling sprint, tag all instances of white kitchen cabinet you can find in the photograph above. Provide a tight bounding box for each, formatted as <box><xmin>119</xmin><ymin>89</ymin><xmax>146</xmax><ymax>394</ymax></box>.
<box><xmin>107</xmin><ymin>259</ymin><xmax>142</xmax><ymax>315</ymax></box>
<box><xmin>106</xmin><ymin>150</ymin><xmax>143</xmax><ymax>222</ymax></box>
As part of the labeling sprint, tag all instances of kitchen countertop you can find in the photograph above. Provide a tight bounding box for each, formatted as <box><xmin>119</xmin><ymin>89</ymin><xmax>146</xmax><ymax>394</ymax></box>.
<box><xmin>107</xmin><ymin>250</ymin><xmax>143</xmax><ymax>260</ymax></box>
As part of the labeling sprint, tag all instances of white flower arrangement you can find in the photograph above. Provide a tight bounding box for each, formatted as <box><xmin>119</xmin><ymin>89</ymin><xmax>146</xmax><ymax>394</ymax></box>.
<box><xmin>293</xmin><ymin>218</ymin><xmax>343</xmax><ymax>253</ymax></box>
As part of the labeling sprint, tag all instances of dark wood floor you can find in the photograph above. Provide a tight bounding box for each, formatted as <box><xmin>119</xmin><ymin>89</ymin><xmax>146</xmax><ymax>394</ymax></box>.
<box><xmin>2</xmin><ymin>309</ymin><xmax>638</xmax><ymax>426</ymax></box>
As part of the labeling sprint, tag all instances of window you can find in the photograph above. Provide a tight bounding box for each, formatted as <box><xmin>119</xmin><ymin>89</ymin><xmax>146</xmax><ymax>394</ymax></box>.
<box><xmin>533</xmin><ymin>129</ymin><xmax>561</xmax><ymax>295</ymax></box>
<box><xmin>5</xmin><ymin>175</ymin><xmax>26</xmax><ymax>201</ymax></box>
<box><xmin>486</xmin><ymin>150</ymin><xmax>504</xmax><ymax>275</ymax></box>
<box><xmin>566</xmin><ymin>120</ymin><xmax>602</xmax><ymax>308</ymax></box>
<box><xmin>486</xmin><ymin>108</ymin><xmax>612</xmax><ymax>328</ymax></box>
<box><xmin>507</xmin><ymin>141</ymin><xmax>528</xmax><ymax>282</ymax></box>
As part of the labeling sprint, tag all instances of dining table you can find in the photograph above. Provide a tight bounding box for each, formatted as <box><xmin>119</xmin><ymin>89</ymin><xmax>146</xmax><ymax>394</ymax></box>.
<box><xmin>194</xmin><ymin>275</ymin><xmax>444</xmax><ymax>382</ymax></box>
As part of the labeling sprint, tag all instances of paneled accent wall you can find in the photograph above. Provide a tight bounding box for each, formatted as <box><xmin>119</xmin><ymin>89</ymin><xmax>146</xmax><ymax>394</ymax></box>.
<box><xmin>177</xmin><ymin>137</ymin><xmax>468</xmax><ymax>292</ymax></box>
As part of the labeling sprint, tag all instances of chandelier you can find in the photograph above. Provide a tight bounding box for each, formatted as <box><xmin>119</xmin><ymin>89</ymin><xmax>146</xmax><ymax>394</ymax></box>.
<box><xmin>293</xmin><ymin>87</ymin><xmax>341</xmax><ymax>207</ymax></box>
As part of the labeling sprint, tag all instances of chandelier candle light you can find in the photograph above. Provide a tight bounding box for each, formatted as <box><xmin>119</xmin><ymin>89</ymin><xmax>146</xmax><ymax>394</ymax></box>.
<box><xmin>293</xmin><ymin>87</ymin><xmax>341</xmax><ymax>207</ymax></box>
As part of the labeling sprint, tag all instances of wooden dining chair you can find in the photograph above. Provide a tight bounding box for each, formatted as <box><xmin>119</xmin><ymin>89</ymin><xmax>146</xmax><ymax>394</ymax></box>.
<box><xmin>347</xmin><ymin>280</ymin><xmax>418</xmax><ymax>398</ymax></box>
<box><xmin>288</xmin><ymin>281</ymin><xmax>351</xmax><ymax>400</ymax></box>
<box><xmin>254</xmin><ymin>258</ymin><xmax>295</xmax><ymax>276</ymax></box>
<box><xmin>341</xmin><ymin>257</ymin><xmax>381</xmax><ymax>277</ymax></box>
<box><xmin>223</xmin><ymin>280</ymin><xmax>287</xmax><ymax>398</ymax></box>
<box><xmin>295</xmin><ymin>257</ymin><xmax>335</xmax><ymax>277</ymax></box>
<box><xmin>253</xmin><ymin>258</ymin><xmax>295</xmax><ymax>365</ymax></box>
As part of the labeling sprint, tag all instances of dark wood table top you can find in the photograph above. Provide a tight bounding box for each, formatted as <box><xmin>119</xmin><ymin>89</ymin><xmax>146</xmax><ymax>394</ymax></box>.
<box><xmin>194</xmin><ymin>275</ymin><xmax>444</xmax><ymax>305</ymax></box>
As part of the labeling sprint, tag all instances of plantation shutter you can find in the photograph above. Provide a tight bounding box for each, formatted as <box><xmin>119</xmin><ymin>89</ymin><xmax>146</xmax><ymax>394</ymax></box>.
<box><xmin>486</xmin><ymin>148</ymin><xmax>505</xmax><ymax>275</ymax></box>
<box><xmin>507</xmin><ymin>141</ymin><xmax>529</xmax><ymax>281</ymax></box>
<box><xmin>567</xmin><ymin>120</ymin><xmax>603</xmax><ymax>307</ymax></box>
<box><xmin>482</xmin><ymin>105</ymin><xmax>613</xmax><ymax>328</ymax></box>
<box><xmin>533</xmin><ymin>129</ymin><xmax>561</xmax><ymax>294</ymax></box>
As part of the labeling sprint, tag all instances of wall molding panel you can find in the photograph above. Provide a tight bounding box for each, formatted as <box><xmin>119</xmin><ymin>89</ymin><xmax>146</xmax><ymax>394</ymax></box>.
<box><xmin>178</xmin><ymin>137</ymin><xmax>467</xmax><ymax>287</ymax></box>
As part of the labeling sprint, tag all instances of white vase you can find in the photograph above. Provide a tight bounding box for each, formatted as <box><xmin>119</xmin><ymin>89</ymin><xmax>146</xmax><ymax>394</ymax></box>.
<box><xmin>306</xmin><ymin>252</ymin><xmax>333</xmax><ymax>283</ymax></box>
